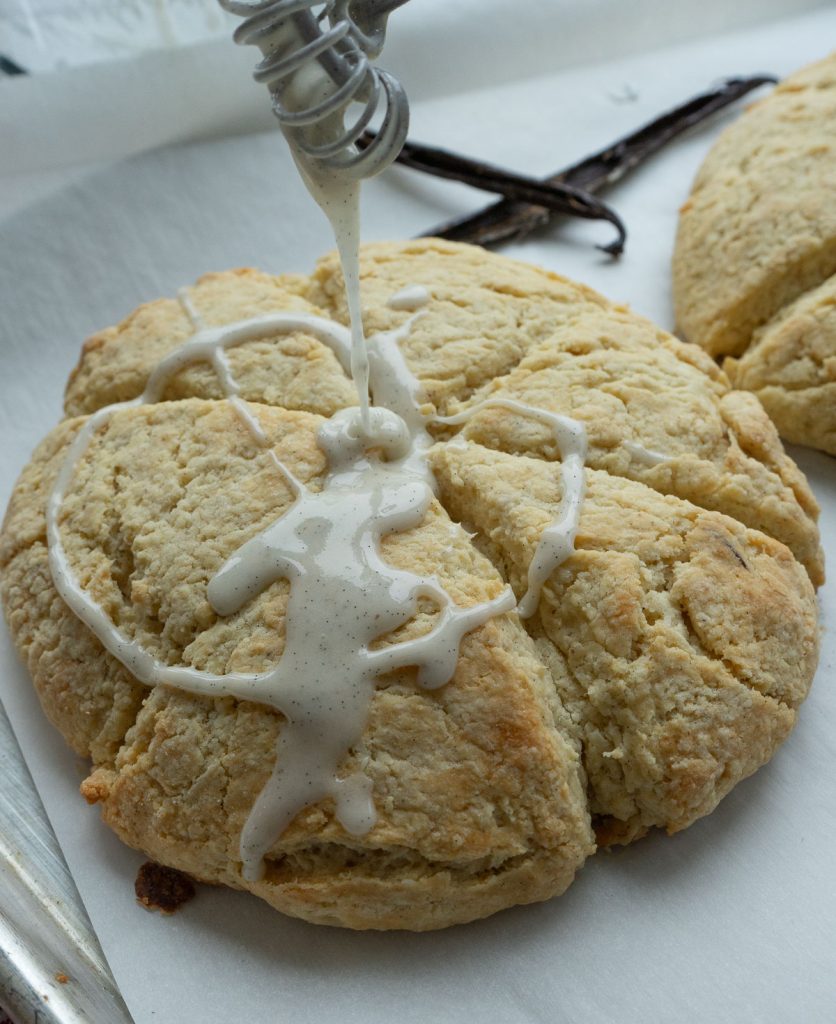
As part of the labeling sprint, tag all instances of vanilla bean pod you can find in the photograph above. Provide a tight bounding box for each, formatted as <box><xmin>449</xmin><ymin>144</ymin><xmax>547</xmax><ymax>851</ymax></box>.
<box><xmin>426</xmin><ymin>74</ymin><xmax>777</xmax><ymax>246</ymax></box>
<box><xmin>359</xmin><ymin>133</ymin><xmax>626</xmax><ymax>254</ymax></box>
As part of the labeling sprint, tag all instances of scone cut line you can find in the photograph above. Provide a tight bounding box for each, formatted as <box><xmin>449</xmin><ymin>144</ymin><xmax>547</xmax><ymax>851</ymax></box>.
<box><xmin>46</xmin><ymin>283</ymin><xmax>600</xmax><ymax>882</ymax></box>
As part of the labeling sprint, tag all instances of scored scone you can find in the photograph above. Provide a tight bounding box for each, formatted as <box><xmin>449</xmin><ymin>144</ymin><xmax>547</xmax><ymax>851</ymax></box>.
<box><xmin>673</xmin><ymin>52</ymin><xmax>836</xmax><ymax>456</ymax></box>
<box><xmin>0</xmin><ymin>240</ymin><xmax>821</xmax><ymax>930</ymax></box>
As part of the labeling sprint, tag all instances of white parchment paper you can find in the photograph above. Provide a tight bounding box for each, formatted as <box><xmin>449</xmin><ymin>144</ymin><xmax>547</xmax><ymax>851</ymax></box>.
<box><xmin>1</xmin><ymin>7</ymin><xmax>835</xmax><ymax>1023</ymax></box>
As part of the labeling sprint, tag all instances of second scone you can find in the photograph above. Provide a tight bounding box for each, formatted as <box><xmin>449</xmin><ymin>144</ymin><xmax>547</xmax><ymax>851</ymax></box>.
<box><xmin>673</xmin><ymin>52</ymin><xmax>836</xmax><ymax>457</ymax></box>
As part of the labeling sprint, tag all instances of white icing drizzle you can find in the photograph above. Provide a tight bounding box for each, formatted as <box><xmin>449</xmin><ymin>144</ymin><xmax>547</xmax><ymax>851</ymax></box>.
<box><xmin>365</xmin><ymin>288</ymin><xmax>588</xmax><ymax>618</ymax></box>
<box><xmin>46</xmin><ymin>300</ymin><xmax>515</xmax><ymax>881</ymax></box>
<box><xmin>387</xmin><ymin>285</ymin><xmax>431</xmax><ymax>311</ymax></box>
<box><xmin>444</xmin><ymin>434</ymin><xmax>471</xmax><ymax>451</ymax></box>
<box><xmin>143</xmin><ymin>313</ymin><xmax>352</xmax><ymax>403</ymax></box>
<box><xmin>367</xmin><ymin>312</ymin><xmax>435</xmax><ymax>485</ymax></box>
<box><xmin>207</xmin><ymin>403</ymin><xmax>514</xmax><ymax>878</ymax></box>
<box><xmin>246</xmin><ymin>12</ymin><xmax>373</xmax><ymax>430</ymax></box>
<box><xmin>437</xmin><ymin>398</ymin><xmax>588</xmax><ymax>619</ymax></box>
<box><xmin>305</xmin><ymin>170</ymin><xmax>371</xmax><ymax>428</ymax></box>
<box><xmin>623</xmin><ymin>440</ymin><xmax>670</xmax><ymax>466</ymax></box>
<box><xmin>177</xmin><ymin>286</ymin><xmax>204</xmax><ymax>329</ymax></box>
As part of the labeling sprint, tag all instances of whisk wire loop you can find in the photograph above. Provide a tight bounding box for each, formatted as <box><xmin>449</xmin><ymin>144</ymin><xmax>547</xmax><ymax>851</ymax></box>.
<box><xmin>275</xmin><ymin>59</ymin><xmax>367</xmax><ymax>126</ymax></box>
<box><xmin>251</xmin><ymin>24</ymin><xmax>347</xmax><ymax>85</ymax></box>
<box><xmin>219</xmin><ymin>0</ymin><xmax>409</xmax><ymax>179</ymax></box>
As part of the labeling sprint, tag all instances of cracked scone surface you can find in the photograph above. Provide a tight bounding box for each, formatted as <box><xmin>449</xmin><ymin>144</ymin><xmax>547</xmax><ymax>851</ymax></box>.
<box><xmin>63</xmin><ymin>239</ymin><xmax>823</xmax><ymax>582</ymax></box>
<box><xmin>0</xmin><ymin>239</ymin><xmax>822</xmax><ymax>929</ymax></box>
<box><xmin>673</xmin><ymin>52</ymin><xmax>836</xmax><ymax>456</ymax></box>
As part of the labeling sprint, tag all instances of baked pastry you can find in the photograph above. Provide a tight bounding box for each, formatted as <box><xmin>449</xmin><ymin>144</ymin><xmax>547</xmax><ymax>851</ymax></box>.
<box><xmin>673</xmin><ymin>53</ymin><xmax>836</xmax><ymax>456</ymax></box>
<box><xmin>723</xmin><ymin>276</ymin><xmax>836</xmax><ymax>456</ymax></box>
<box><xmin>0</xmin><ymin>240</ymin><xmax>821</xmax><ymax>929</ymax></box>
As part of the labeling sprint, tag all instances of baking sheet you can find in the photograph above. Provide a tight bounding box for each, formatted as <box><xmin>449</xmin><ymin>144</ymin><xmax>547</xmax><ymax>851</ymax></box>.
<box><xmin>1</xmin><ymin>7</ymin><xmax>836</xmax><ymax>1023</ymax></box>
<box><xmin>0</xmin><ymin>704</ymin><xmax>131</xmax><ymax>1024</ymax></box>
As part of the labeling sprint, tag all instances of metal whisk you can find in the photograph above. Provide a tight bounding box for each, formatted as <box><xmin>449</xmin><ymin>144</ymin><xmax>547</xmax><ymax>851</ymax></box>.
<box><xmin>219</xmin><ymin>0</ymin><xmax>410</xmax><ymax>178</ymax></box>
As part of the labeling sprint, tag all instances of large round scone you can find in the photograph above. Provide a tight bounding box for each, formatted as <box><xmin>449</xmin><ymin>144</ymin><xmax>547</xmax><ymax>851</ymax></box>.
<box><xmin>0</xmin><ymin>240</ymin><xmax>821</xmax><ymax>930</ymax></box>
<box><xmin>673</xmin><ymin>52</ymin><xmax>836</xmax><ymax>456</ymax></box>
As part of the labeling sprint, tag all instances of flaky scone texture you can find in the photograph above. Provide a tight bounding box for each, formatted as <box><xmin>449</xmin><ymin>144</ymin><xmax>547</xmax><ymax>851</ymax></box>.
<box><xmin>673</xmin><ymin>52</ymin><xmax>836</xmax><ymax>457</ymax></box>
<box><xmin>0</xmin><ymin>240</ymin><xmax>821</xmax><ymax>930</ymax></box>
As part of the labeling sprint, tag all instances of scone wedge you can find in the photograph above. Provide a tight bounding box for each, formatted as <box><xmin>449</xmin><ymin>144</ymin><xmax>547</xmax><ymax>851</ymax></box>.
<box><xmin>430</xmin><ymin>441</ymin><xmax>817</xmax><ymax>842</ymax></box>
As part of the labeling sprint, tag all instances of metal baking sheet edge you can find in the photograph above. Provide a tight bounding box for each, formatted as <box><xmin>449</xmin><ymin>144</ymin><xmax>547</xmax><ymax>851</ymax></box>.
<box><xmin>0</xmin><ymin>700</ymin><xmax>133</xmax><ymax>1024</ymax></box>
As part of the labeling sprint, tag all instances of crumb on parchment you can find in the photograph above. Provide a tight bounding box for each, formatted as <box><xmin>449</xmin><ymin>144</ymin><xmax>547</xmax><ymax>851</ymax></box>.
<box><xmin>135</xmin><ymin>861</ymin><xmax>196</xmax><ymax>914</ymax></box>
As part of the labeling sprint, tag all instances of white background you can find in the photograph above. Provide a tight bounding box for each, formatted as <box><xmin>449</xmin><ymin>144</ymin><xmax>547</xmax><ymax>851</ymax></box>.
<box><xmin>1</xmin><ymin>4</ymin><xmax>835</xmax><ymax>1022</ymax></box>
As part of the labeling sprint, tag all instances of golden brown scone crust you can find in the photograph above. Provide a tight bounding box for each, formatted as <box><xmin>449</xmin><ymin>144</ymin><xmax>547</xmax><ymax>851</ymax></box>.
<box><xmin>65</xmin><ymin>268</ymin><xmax>359</xmax><ymax>419</ymax></box>
<box><xmin>673</xmin><ymin>52</ymin><xmax>836</xmax><ymax>458</ymax></box>
<box><xmin>64</xmin><ymin>239</ymin><xmax>823</xmax><ymax>582</ymax></box>
<box><xmin>0</xmin><ymin>240</ymin><xmax>822</xmax><ymax>928</ymax></box>
<box><xmin>724</xmin><ymin>274</ymin><xmax>836</xmax><ymax>456</ymax></box>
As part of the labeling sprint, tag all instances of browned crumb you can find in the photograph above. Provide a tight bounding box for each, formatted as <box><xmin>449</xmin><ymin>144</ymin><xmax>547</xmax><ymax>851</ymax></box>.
<box><xmin>55</xmin><ymin>973</ymin><xmax>69</xmax><ymax>984</ymax></box>
<box><xmin>135</xmin><ymin>861</ymin><xmax>196</xmax><ymax>914</ymax></box>
<box><xmin>593</xmin><ymin>815</ymin><xmax>649</xmax><ymax>848</ymax></box>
